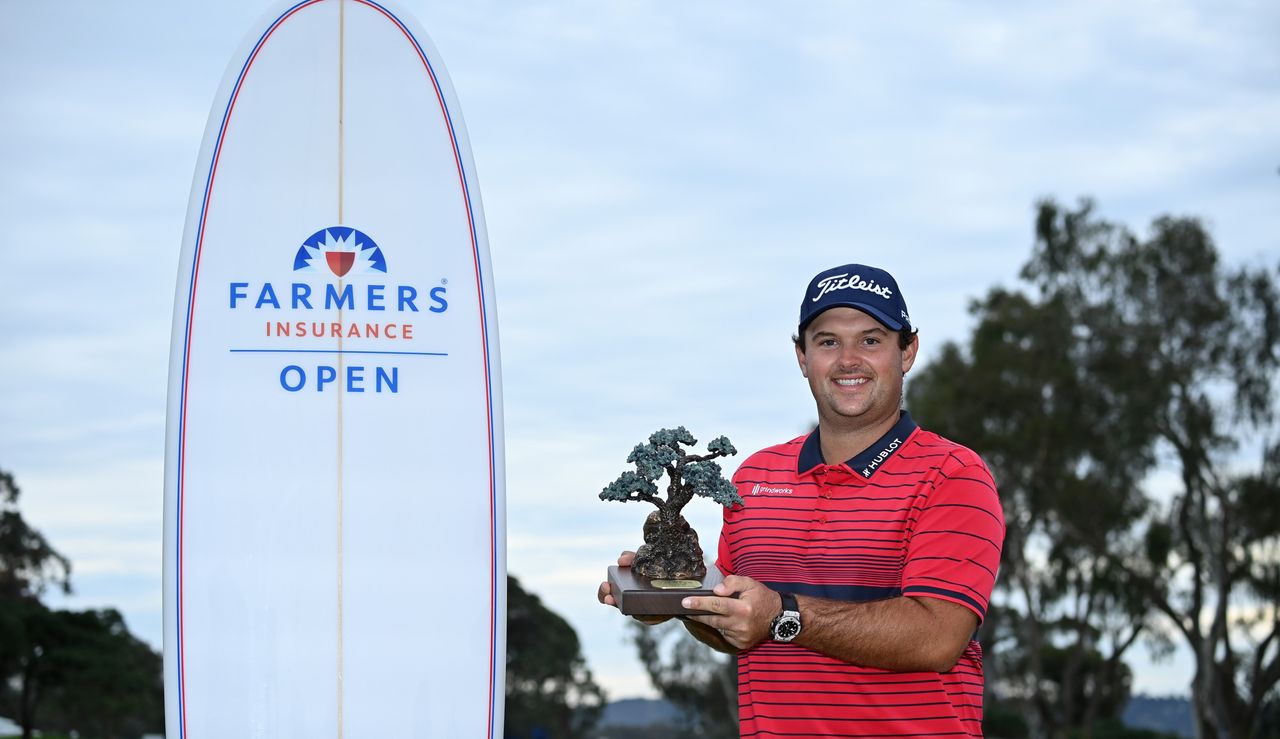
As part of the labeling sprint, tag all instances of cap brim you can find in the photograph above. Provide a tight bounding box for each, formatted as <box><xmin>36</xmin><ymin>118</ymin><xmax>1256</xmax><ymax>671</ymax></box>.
<box><xmin>800</xmin><ymin>302</ymin><xmax>907</xmax><ymax>333</ymax></box>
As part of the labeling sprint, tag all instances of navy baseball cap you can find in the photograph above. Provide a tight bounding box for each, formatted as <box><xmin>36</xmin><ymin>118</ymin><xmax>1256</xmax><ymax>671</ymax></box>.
<box><xmin>798</xmin><ymin>264</ymin><xmax>913</xmax><ymax>334</ymax></box>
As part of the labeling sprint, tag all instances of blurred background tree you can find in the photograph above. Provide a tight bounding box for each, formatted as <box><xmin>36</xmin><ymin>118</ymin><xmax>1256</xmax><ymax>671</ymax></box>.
<box><xmin>1</xmin><ymin>468</ymin><xmax>163</xmax><ymax>739</ymax></box>
<box><xmin>0</xmin><ymin>469</ymin><xmax>70</xmax><ymax>601</ymax></box>
<box><xmin>628</xmin><ymin>619</ymin><xmax>737</xmax><ymax>738</ymax></box>
<box><xmin>909</xmin><ymin>198</ymin><xmax>1279</xmax><ymax>738</ymax></box>
<box><xmin>506</xmin><ymin>574</ymin><xmax>605</xmax><ymax>739</ymax></box>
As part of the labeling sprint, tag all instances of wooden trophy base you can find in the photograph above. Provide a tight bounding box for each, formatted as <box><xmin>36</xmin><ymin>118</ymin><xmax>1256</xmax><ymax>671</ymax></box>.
<box><xmin>608</xmin><ymin>564</ymin><xmax>725</xmax><ymax>616</ymax></box>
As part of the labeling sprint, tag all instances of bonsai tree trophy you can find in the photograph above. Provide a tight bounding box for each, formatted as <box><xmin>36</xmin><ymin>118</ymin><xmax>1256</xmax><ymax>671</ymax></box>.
<box><xmin>601</xmin><ymin>427</ymin><xmax>743</xmax><ymax>615</ymax></box>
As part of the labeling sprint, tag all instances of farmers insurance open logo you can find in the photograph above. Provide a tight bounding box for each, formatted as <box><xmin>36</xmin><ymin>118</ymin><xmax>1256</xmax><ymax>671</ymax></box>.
<box><xmin>227</xmin><ymin>226</ymin><xmax>449</xmax><ymax>394</ymax></box>
<box><xmin>293</xmin><ymin>226</ymin><xmax>387</xmax><ymax>277</ymax></box>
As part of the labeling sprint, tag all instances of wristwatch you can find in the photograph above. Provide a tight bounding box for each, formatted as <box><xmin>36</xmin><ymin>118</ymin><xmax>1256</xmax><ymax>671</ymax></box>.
<box><xmin>769</xmin><ymin>592</ymin><xmax>802</xmax><ymax>642</ymax></box>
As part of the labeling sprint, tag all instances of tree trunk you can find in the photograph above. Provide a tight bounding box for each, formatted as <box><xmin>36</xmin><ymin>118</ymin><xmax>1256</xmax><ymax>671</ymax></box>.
<box><xmin>19</xmin><ymin>659</ymin><xmax>36</xmax><ymax>739</ymax></box>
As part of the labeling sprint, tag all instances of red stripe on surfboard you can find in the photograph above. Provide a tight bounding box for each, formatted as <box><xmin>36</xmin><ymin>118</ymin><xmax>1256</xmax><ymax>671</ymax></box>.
<box><xmin>178</xmin><ymin>1</ymin><xmax>498</xmax><ymax>737</ymax></box>
<box><xmin>179</xmin><ymin>1</ymin><xmax>336</xmax><ymax>737</ymax></box>
<box><xmin>353</xmin><ymin>4</ymin><xmax>500</xmax><ymax>737</ymax></box>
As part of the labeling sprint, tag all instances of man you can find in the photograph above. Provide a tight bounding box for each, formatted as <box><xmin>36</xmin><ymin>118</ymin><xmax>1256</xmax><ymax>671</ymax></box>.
<box><xmin>599</xmin><ymin>263</ymin><xmax>1005</xmax><ymax>737</ymax></box>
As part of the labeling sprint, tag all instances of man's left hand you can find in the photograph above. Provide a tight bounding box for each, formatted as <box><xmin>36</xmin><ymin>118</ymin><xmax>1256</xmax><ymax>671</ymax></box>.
<box><xmin>682</xmin><ymin>575</ymin><xmax>780</xmax><ymax>650</ymax></box>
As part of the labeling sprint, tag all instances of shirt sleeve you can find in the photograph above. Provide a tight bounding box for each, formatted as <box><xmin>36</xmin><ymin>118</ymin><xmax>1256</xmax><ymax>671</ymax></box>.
<box><xmin>900</xmin><ymin>450</ymin><xmax>1004</xmax><ymax>620</ymax></box>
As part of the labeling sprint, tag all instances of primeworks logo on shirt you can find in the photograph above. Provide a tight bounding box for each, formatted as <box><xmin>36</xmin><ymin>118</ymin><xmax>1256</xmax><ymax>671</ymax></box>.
<box><xmin>752</xmin><ymin>484</ymin><xmax>794</xmax><ymax>496</ymax></box>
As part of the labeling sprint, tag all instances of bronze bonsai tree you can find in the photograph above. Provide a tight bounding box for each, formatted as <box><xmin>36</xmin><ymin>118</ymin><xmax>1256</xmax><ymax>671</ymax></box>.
<box><xmin>600</xmin><ymin>427</ymin><xmax>743</xmax><ymax>580</ymax></box>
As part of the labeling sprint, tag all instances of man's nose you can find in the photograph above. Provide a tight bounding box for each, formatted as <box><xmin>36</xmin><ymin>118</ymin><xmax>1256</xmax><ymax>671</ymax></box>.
<box><xmin>836</xmin><ymin>344</ymin><xmax>863</xmax><ymax>368</ymax></box>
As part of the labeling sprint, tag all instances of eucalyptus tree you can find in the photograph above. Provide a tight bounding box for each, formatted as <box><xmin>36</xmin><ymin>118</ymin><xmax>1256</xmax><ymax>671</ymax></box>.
<box><xmin>1032</xmin><ymin>203</ymin><xmax>1280</xmax><ymax>739</ymax></box>
<box><xmin>908</xmin><ymin>273</ymin><xmax>1159</xmax><ymax>736</ymax></box>
<box><xmin>909</xmin><ymin>199</ymin><xmax>1280</xmax><ymax>737</ymax></box>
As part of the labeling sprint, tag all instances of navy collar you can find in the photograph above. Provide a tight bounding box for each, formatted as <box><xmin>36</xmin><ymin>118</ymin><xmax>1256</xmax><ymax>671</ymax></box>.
<box><xmin>798</xmin><ymin>411</ymin><xmax>919</xmax><ymax>479</ymax></box>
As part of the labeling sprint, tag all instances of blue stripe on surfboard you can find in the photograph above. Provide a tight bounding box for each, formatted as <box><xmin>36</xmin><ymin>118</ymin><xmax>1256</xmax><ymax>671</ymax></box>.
<box><xmin>356</xmin><ymin>3</ymin><xmax>503</xmax><ymax>735</ymax></box>
<box><xmin>229</xmin><ymin>348</ymin><xmax>449</xmax><ymax>356</ymax></box>
<box><xmin>176</xmin><ymin>2</ymin><xmax>326</xmax><ymax>734</ymax></box>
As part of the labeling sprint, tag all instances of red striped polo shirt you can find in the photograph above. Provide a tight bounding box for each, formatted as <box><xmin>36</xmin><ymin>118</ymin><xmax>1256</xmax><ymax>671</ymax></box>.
<box><xmin>717</xmin><ymin>412</ymin><xmax>1004</xmax><ymax>738</ymax></box>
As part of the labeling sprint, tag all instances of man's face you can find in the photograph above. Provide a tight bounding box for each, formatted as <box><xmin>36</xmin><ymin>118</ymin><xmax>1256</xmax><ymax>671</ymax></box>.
<box><xmin>795</xmin><ymin>307</ymin><xmax>918</xmax><ymax>433</ymax></box>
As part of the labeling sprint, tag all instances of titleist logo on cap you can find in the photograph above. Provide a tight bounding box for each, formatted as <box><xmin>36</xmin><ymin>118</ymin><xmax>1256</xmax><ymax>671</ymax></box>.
<box><xmin>811</xmin><ymin>273</ymin><xmax>894</xmax><ymax>303</ymax></box>
<box><xmin>798</xmin><ymin>263</ymin><xmax>912</xmax><ymax>333</ymax></box>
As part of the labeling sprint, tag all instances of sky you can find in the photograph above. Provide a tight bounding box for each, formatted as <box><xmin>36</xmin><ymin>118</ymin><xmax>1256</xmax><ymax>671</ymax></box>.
<box><xmin>2</xmin><ymin>0</ymin><xmax>1278</xmax><ymax>703</ymax></box>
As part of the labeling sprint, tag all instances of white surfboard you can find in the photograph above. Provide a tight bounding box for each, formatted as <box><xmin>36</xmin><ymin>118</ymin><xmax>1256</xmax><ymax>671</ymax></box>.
<box><xmin>163</xmin><ymin>1</ymin><xmax>504</xmax><ymax>736</ymax></box>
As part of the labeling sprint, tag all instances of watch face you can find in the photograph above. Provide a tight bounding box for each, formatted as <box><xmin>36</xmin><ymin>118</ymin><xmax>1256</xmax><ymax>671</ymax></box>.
<box><xmin>774</xmin><ymin>616</ymin><xmax>801</xmax><ymax>641</ymax></box>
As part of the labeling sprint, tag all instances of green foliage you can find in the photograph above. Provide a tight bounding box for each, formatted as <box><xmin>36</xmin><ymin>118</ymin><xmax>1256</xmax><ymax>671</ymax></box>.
<box><xmin>1143</xmin><ymin>523</ymin><xmax>1174</xmax><ymax>570</ymax></box>
<box><xmin>599</xmin><ymin>428</ymin><xmax>741</xmax><ymax>514</ymax></box>
<box><xmin>648</xmin><ymin>427</ymin><xmax>696</xmax><ymax>448</ymax></box>
<box><xmin>983</xmin><ymin>704</ymin><xmax>1031</xmax><ymax>738</ymax></box>
<box><xmin>1063</xmin><ymin>717</ymin><xmax>1183</xmax><ymax>739</ymax></box>
<box><xmin>908</xmin><ymin>205</ymin><xmax>1159</xmax><ymax>736</ymax></box>
<box><xmin>16</xmin><ymin>606</ymin><xmax>163</xmax><ymax>739</ymax></box>
<box><xmin>1259</xmin><ymin>696</ymin><xmax>1280</xmax><ymax>738</ymax></box>
<box><xmin>0</xmin><ymin>469</ymin><xmax>70</xmax><ymax>599</ymax></box>
<box><xmin>505</xmin><ymin>575</ymin><xmax>605</xmax><ymax>739</ymax></box>
<box><xmin>627</xmin><ymin>441</ymin><xmax>676</xmax><ymax>482</ymax></box>
<box><xmin>599</xmin><ymin>470</ymin><xmax>658</xmax><ymax>503</ymax></box>
<box><xmin>909</xmin><ymin>198</ymin><xmax>1280</xmax><ymax>738</ymax></box>
<box><xmin>1027</xmin><ymin>202</ymin><xmax>1279</xmax><ymax>739</ymax></box>
<box><xmin>681</xmin><ymin>461</ymin><xmax>741</xmax><ymax>508</ymax></box>
<box><xmin>1041</xmin><ymin>643</ymin><xmax>1132</xmax><ymax>724</ymax></box>
<box><xmin>629</xmin><ymin>619</ymin><xmax>737</xmax><ymax>739</ymax></box>
<box><xmin>0</xmin><ymin>468</ymin><xmax>162</xmax><ymax>739</ymax></box>
<box><xmin>706</xmin><ymin>436</ymin><xmax>736</xmax><ymax>456</ymax></box>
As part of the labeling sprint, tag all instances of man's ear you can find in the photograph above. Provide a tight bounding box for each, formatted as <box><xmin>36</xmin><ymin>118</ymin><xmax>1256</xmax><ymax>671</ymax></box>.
<box><xmin>902</xmin><ymin>333</ymin><xmax>919</xmax><ymax>374</ymax></box>
<box><xmin>795</xmin><ymin>342</ymin><xmax>808</xmax><ymax>378</ymax></box>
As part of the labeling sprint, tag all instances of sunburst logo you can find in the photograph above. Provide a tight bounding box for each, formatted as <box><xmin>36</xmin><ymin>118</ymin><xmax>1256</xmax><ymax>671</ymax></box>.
<box><xmin>292</xmin><ymin>226</ymin><xmax>388</xmax><ymax>277</ymax></box>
